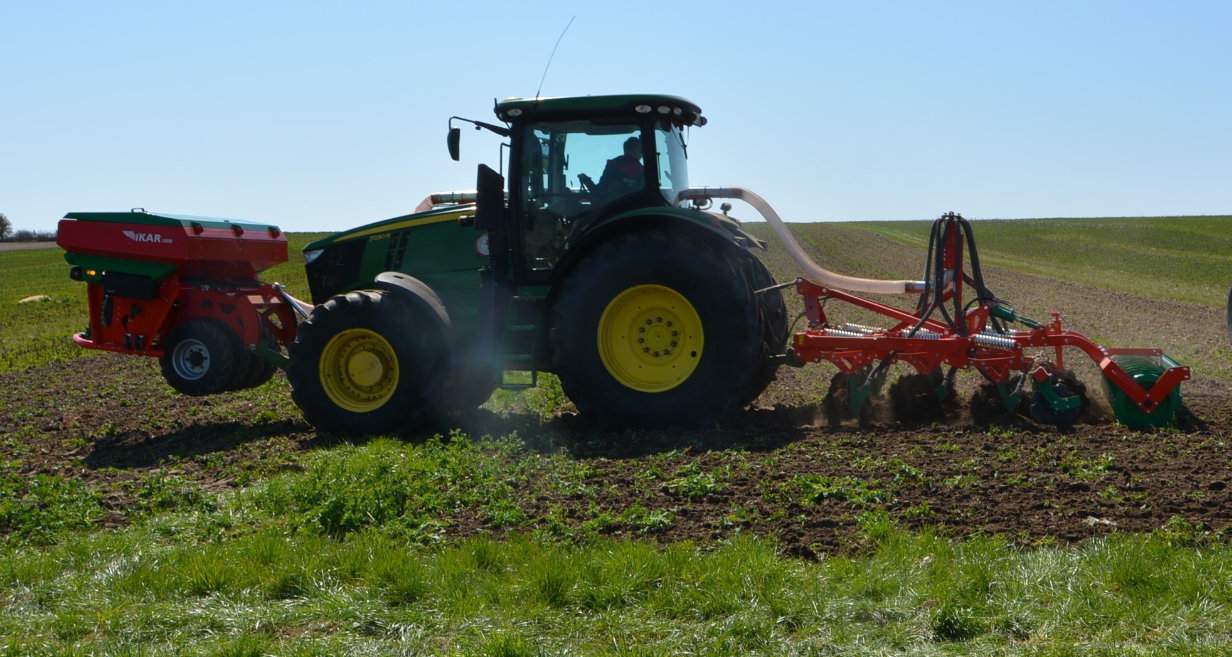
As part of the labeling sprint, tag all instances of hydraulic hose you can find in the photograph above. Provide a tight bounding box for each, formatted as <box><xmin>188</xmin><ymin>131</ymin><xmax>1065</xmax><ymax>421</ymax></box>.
<box><xmin>908</xmin><ymin>212</ymin><xmax>1002</xmax><ymax>338</ymax></box>
<box><xmin>676</xmin><ymin>187</ymin><xmax>925</xmax><ymax>296</ymax></box>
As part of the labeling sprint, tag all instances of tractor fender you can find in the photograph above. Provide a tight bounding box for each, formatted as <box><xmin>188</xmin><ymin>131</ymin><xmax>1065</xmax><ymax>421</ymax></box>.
<box><xmin>554</xmin><ymin>207</ymin><xmax>759</xmax><ymax>284</ymax></box>
<box><xmin>372</xmin><ymin>271</ymin><xmax>453</xmax><ymax>337</ymax></box>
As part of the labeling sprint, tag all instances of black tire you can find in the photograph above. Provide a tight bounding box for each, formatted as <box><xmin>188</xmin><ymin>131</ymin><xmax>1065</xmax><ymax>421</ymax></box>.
<box><xmin>286</xmin><ymin>290</ymin><xmax>451</xmax><ymax>436</ymax></box>
<box><xmin>447</xmin><ymin>356</ymin><xmax>501</xmax><ymax>411</ymax></box>
<box><xmin>230</xmin><ymin>347</ymin><xmax>277</xmax><ymax>391</ymax></box>
<box><xmin>159</xmin><ymin>320</ymin><xmax>241</xmax><ymax>396</ymax></box>
<box><xmin>551</xmin><ymin>230</ymin><xmax>762</xmax><ymax>426</ymax></box>
<box><xmin>738</xmin><ymin>255</ymin><xmax>788</xmax><ymax>408</ymax></box>
<box><xmin>228</xmin><ymin>322</ymin><xmax>277</xmax><ymax>391</ymax></box>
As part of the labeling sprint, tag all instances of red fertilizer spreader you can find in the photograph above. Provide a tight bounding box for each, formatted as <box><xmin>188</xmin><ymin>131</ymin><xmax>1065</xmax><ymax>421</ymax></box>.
<box><xmin>56</xmin><ymin>210</ymin><xmax>309</xmax><ymax>394</ymax></box>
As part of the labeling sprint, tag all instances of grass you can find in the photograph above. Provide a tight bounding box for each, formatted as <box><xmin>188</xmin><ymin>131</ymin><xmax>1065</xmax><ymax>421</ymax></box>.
<box><xmin>2</xmin><ymin>491</ymin><xmax>1231</xmax><ymax>655</ymax></box>
<box><xmin>0</xmin><ymin>472</ymin><xmax>103</xmax><ymax>542</ymax></box>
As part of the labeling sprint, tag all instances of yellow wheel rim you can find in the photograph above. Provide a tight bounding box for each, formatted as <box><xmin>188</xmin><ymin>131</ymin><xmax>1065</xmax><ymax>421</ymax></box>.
<box><xmin>598</xmin><ymin>284</ymin><xmax>703</xmax><ymax>393</ymax></box>
<box><xmin>319</xmin><ymin>328</ymin><xmax>399</xmax><ymax>413</ymax></box>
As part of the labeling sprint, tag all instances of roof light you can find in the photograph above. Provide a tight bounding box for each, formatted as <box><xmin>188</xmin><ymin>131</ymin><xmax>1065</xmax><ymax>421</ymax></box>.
<box><xmin>657</xmin><ymin>105</ymin><xmax>670</xmax><ymax>114</ymax></box>
<box><xmin>673</xmin><ymin>107</ymin><xmax>683</xmax><ymax>116</ymax></box>
<box><xmin>635</xmin><ymin>104</ymin><xmax>652</xmax><ymax>113</ymax></box>
<box><xmin>507</xmin><ymin>108</ymin><xmax>522</xmax><ymax>117</ymax></box>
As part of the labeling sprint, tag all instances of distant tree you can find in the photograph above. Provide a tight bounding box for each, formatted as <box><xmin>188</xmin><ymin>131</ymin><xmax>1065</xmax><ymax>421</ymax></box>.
<box><xmin>0</xmin><ymin>213</ymin><xmax>10</xmax><ymax>241</ymax></box>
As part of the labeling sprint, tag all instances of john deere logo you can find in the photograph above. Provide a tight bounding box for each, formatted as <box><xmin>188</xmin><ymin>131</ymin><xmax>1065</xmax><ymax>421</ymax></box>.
<box><xmin>122</xmin><ymin>230</ymin><xmax>173</xmax><ymax>245</ymax></box>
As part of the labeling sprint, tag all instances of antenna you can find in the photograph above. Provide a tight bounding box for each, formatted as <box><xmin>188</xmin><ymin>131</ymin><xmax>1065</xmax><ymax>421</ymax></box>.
<box><xmin>535</xmin><ymin>15</ymin><xmax>575</xmax><ymax>99</ymax></box>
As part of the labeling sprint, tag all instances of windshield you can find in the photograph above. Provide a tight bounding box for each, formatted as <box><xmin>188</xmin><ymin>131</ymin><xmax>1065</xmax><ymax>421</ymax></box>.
<box><xmin>519</xmin><ymin>120</ymin><xmax>644</xmax><ymax>271</ymax></box>
<box><xmin>655</xmin><ymin>122</ymin><xmax>689</xmax><ymax>204</ymax></box>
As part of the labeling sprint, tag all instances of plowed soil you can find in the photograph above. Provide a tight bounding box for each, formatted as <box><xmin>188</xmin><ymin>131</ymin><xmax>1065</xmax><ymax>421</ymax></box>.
<box><xmin>2</xmin><ymin>223</ymin><xmax>1229</xmax><ymax>554</ymax></box>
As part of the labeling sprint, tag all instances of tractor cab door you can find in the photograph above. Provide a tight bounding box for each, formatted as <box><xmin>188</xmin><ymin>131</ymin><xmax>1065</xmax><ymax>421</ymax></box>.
<box><xmin>474</xmin><ymin>163</ymin><xmax>510</xmax><ymax>280</ymax></box>
<box><xmin>472</xmin><ymin>163</ymin><xmax>516</xmax><ymax>373</ymax></box>
<box><xmin>513</xmin><ymin>119</ymin><xmax>656</xmax><ymax>282</ymax></box>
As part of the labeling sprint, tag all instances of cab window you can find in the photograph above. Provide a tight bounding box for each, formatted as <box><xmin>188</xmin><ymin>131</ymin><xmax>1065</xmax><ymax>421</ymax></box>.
<box><xmin>520</xmin><ymin>121</ymin><xmax>643</xmax><ymax>271</ymax></box>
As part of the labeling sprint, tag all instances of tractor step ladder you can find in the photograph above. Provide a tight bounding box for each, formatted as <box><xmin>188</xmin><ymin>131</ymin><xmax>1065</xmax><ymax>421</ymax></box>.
<box><xmin>499</xmin><ymin>296</ymin><xmax>544</xmax><ymax>389</ymax></box>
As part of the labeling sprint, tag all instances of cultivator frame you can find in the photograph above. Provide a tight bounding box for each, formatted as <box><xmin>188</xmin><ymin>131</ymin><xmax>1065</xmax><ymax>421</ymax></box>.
<box><xmin>786</xmin><ymin>213</ymin><xmax>1190</xmax><ymax>428</ymax></box>
<box><xmin>792</xmin><ymin>281</ymin><xmax>1188</xmax><ymax>413</ymax></box>
<box><xmin>678</xmin><ymin>187</ymin><xmax>1190</xmax><ymax>429</ymax></box>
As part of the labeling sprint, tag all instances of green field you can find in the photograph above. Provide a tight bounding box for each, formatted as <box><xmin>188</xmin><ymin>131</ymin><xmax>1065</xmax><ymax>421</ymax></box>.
<box><xmin>2</xmin><ymin>217</ymin><xmax>1231</xmax><ymax>655</ymax></box>
<box><xmin>853</xmin><ymin>216</ymin><xmax>1232</xmax><ymax>307</ymax></box>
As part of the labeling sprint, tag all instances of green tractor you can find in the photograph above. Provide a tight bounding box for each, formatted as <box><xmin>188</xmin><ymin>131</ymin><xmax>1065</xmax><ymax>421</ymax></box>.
<box><xmin>288</xmin><ymin>94</ymin><xmax>787</xmax><ymax>434</ymax></box>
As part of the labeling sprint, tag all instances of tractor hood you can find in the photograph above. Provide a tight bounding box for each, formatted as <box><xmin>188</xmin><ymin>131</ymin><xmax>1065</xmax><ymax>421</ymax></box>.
<box><xmin>304</xmin><ymin>204</ymin><xmax>474</xmax><ymax>251</ymax></box>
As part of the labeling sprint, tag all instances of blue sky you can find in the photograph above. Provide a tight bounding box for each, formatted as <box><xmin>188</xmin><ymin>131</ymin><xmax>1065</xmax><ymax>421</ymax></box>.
<box><xmin>1</xmin><ymin>1</ymin><xmax>1229</xmax><ymax>232</ymax></box>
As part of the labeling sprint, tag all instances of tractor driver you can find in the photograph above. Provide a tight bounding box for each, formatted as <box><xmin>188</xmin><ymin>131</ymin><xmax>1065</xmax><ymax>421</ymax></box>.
<box><xmin>596</xmin><ymin>136</ymin><xmax>644</xmax><ymax>196</ymax></box>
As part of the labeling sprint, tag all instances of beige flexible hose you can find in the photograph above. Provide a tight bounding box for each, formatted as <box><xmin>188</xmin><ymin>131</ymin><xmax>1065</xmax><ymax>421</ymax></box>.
<box><xmin>677</xmin><ymin>187</ymin><xmax>923</xmax><ymax>295</ymax></box>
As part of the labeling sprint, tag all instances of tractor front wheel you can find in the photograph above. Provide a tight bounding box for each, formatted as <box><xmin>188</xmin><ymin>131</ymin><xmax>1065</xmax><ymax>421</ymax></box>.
<box><xmin>287</xmin><ymin>290</ymin><xmax>451</xmax><ymax>436</ymax></box>
<box><xmin>552</xmin><ymin>231</ymin><xmax>763</xmax><ymax>426</ymax></box>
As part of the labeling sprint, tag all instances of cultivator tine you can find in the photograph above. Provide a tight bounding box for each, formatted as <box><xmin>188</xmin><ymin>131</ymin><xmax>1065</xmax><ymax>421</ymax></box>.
<box><xmin>971</xmin><ymin>374</ymin><xmax>1028</xmax><ymax>426</ymax></box>
<box><xmin>823</xmin><ymin>364</ymin><xmax>888</xmax><ymax>428</ymax></box>
<box><xmin>1027</xmin><ymin>367</ymin><xmax>1090</xmax><ymax>430</ymax></box>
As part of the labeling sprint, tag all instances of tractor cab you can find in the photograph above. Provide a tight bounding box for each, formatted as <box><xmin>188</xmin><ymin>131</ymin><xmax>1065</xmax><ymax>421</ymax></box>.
<box><xmin>452</xmin><ymin>95</ymin><xmax>706</xmax><ymax>283</ymax></box>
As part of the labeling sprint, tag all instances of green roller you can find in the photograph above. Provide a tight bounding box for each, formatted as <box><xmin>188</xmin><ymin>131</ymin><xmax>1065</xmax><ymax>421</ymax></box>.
<box><xmin>1102</xmin><ymin>354</ymin><xmax>1183</xmax><ymax>429</ymax></box>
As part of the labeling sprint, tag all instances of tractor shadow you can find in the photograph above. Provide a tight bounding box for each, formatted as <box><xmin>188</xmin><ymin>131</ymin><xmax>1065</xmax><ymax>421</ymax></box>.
<box><xmin>83</xmin><ymin>419</ymin><xmax>308</xmax><ymax>470</ymax></box>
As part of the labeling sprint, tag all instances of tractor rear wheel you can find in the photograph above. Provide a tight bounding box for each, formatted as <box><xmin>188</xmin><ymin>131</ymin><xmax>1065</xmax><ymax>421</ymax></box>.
<box><xmin>552</xmin><ymin>231</ymin><xmax>763</xmax><ymax>426</ymax></box>
<box><xmin>287</xmin><ymin>290</ymin><xmax>451</xmax><ymax>436</ymax></box>
<box><xmin>160</xmin><ymin>320</ymin><xmax>241</xmax><ymax>396</ymax></box>
<box><xmin>738</xmin><ymin>256</ymin><xmax>788</xmax><ymax>408</ymax></box>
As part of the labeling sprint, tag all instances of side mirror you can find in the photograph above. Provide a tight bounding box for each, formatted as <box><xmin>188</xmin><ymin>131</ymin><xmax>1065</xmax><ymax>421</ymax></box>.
<box><xmin>447</xmin><ymin>127</ymin><xmax>461</xmax><ymax>161</ymax></box>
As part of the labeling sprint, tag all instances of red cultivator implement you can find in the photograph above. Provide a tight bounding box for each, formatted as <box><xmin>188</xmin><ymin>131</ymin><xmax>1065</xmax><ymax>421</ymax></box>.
<box><xmin>676</xmin><ymin>188</ymin><xmax>1189</xmax><ymax>430</ymax></box>
<box><xmin>786</xmin><ymin>213</ymin><xmax>1189</xmax><ymax>429</ymax></box>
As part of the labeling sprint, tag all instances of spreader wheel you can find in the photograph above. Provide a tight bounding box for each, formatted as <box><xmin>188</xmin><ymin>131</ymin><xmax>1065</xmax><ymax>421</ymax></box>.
<box><xmin>889</xmin><ymin>370</ymin><xmax>956</xmax><ymax>426</ymax></box>
<box><xmin>287</xmin><ymin>290</ymin><xmax>450</xmax><ymax>436</ymax></box>
<box><xmin>228</xmin><ymin>324</ymin><xmax>277</xmax><ymax>391</ymax></box>
<box><xmin>552</xmin><ymin>230</ymin><xmax>762</xmax><ymax>426</ymax></box>
<box><xmin>1029</xmin><ymin>368</ymin><xmax>1090</xmax><ymax>429</ymax></box>
<box><xmin>159</xmin><ymin>320</ymin><xmax>241</xmax><ymax>396</ymax></box>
